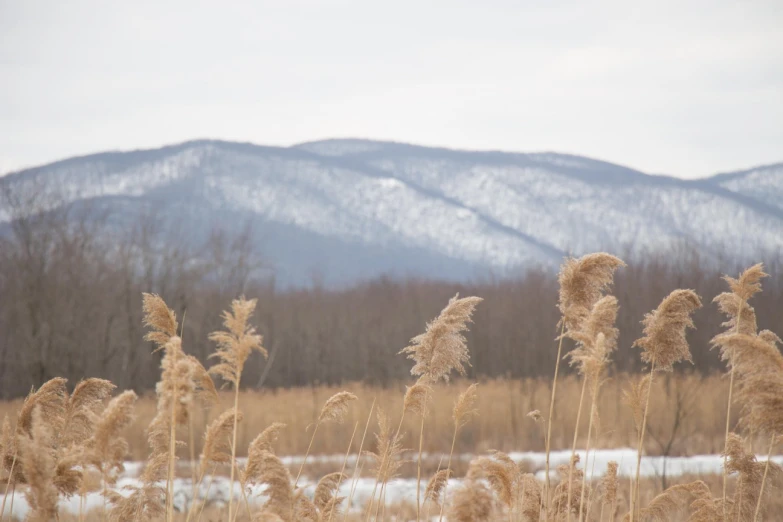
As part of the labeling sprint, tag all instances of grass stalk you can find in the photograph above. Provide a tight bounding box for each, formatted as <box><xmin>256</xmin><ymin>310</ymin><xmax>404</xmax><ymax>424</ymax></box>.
<box><xmin>437</xmin><ymin>422</ymin><xmax>460</xmax><ymax>522</ymax></box>
<box><xmin>344</xmin><ymin>399</ymin><xmax>375</xmax><ymax>522</ymax></box>
<box><xmin>578</xmin><ymin>397</ymin><xmax>598</xmax><ymax>522</ymax></box>
<box><xmin>294</xmin><ymin>421</ymin><xmax>320</xmax><ymax>488</ymax></box>
<box><xmin>227</xmin><ymin>376</ymin><xmax>241</xmax><ymax>522</ymax></box>
<box><xmin>753</xmin><ymin>433</ymin><xmax>776</xmax><ymax>522</ymax></box>
<box><xmin>415</xmin><ymin>412</ymin><xmax>426</xmax><ymax>522</ymax></box>
<box><xmin>0</xmin><ymin>452</ymin><xmax>17</xmax><ymax>519</ymax></box>
<box><xmin>544</xmin><ymin>321</ymin><xmax>566</xmax><ymax>520</ymax></box>
<box><xmin>632</xmin><ymin>360</ymin><xmax>656</xmax><ymax>522</ymax></box>
<box><xmin>722</xmin><ymin>294</ymin><xmax>744</xmax><ymax>522</ymax></box>
<box><xmin>328</xmin><ymin>421</ymin><xmax>358</xmax><ymax>522</ymax></box>
<box><xmin>566</xmin><ymin>376</ymin><xmax>588</xmax><ymax>522</ymax></box>
<box><xmin>166</xmin><ymin>371</ymin><xmax>178</xmax><ymax>522</ymax></box>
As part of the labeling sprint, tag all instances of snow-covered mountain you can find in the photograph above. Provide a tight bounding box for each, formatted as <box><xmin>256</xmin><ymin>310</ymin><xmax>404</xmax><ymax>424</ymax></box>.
<box><xmin>2</xmin><ymin>139</ymin><xmax>782</xmax><ymax>286</ymax></box>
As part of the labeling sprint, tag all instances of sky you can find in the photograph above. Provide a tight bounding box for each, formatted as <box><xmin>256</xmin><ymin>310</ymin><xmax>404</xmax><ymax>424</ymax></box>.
<box><xmin>1</xmin><ymin>0</ymin><xmax>781</xmax><ymax>179</ymax></box>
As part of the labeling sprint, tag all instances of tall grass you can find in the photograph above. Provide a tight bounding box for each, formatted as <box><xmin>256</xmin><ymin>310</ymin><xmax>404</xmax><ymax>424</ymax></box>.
<box><xmin>0</xmin><ymin>253</ymin><xmax>782</xmax><ymax>521</ymax></box>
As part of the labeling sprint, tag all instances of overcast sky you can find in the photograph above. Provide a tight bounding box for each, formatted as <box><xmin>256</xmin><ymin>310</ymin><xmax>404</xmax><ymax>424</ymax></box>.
<box><xmin>1</xmin><ymin>0</ymin><xmax>781</xmax><ymax>178</ymax></box>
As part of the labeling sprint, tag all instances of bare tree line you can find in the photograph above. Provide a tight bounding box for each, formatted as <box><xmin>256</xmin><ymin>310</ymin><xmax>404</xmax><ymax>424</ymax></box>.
<box><xmin>1</xmin><ymin>184</ymin><xmax>781</xmax><ymax>398</ymax></box>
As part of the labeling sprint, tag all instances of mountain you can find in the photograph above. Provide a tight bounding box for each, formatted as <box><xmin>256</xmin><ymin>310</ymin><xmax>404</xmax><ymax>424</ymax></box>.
<box><xmin>2</xmin><ymin>139</ymin><xmax>782</xmax><ymax>286</ymax></box>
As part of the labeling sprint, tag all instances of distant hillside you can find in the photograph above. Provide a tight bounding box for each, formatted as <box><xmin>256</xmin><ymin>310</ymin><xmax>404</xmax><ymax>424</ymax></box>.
<box><xmin>2</xmin><ymin>139</ymin><xmax>781</xmax><ymax>286</ymax></box>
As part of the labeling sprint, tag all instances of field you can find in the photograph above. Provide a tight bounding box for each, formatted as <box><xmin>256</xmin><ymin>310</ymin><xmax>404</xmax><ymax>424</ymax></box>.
<box><xmin>1</xmin><ymin>254</ymin><xmax>782</xmax><ymax>521</ymax></box>
<box><xmin>0</xmin><ymin>374</ymin><xmax>735</xmax><ymax>461</ymax></box>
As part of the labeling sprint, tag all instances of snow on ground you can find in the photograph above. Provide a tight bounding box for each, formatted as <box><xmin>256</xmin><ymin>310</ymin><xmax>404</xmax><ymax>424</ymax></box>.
<box><xmin>4</xmin><ymin>449</ymin><xmax>783</xmax><ymax>518</ymax></box>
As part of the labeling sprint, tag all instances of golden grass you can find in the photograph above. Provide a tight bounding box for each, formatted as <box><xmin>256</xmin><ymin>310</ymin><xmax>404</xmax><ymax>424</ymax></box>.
<box><xmin>1</xmin><ymin>255</ymin><xmax>782</xmax><ymax>521</ymax></box>
<box><xmin>0</xmin><ymin>373</ymin><xmax>734</xmax><ymax>463</ymax></box>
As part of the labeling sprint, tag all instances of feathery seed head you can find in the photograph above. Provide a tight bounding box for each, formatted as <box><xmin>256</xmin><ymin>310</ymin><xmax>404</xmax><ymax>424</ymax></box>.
<box><xmin>425</xmin><ymin>468</ymin><xmax>451</xmax><ymax>505</ymax></box>
<box><xmin>601</xmin><ymin>461</ymin><xmax>618</xmax><ymax>507</ymax></box>
<box><xmin>403</xmin><ymin>379</ymin><xmax>432</xmax><ymax>416</ymax></box>
<box><xmin>453</xmin><ymin>383</ymin><xmax>479</xmax><ymax>430</ymax></box>
<box><xmin>557</xmin><ymin>253</ymin><xmax>625</xmax><ymax>332</ymax></box>
<box><xmin>318</xmin><ymin>391</ymin><xmax>357</xmax><ymax>425</ymax></box>
<box><xmin>449</xmin><ymin>480</ymin><xmax>494</xmax><ymax>522</ymax></box>
<box><xmin>400</xmin><ymin>294</ymin><xmax>482</xmax><ymax>383</ymax></box>
<box><xmin>142</xmin><ymin>293</ymin><xmax>178</xmax><ymax>350</ymax></box>
<box><xmin>624</xmin><ymin>374</ymin><xmax>652</xmax><ymax>435</ymax></box>
<box><xmin>633</xmin><ymin>289</ymin><xmax>702</xmax><ymax>371</ymax></box>
<box><xmin>208</xmin><ymin>297</ymin><xmax>266</xmax><ymax>387</ymax></box>
<box><xmin>725</xmin><ymin>263</ymin><xmax>767</xmax><ymax>301</ymax></box>
<box><xmin>200</xmin><ymin>408</ymin><xmax>243</xmax><ymax>476</ymax></box>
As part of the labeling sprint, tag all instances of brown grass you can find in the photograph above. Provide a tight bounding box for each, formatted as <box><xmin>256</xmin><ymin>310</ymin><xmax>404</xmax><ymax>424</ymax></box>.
<box><xmin>0</xmin><ymin>373</ymin><xmax>746</xmax><ymax>462</ymax></box>
<box><xmin>1</xmin><ymin>255</ymin><xmax>782</xmax><ymax>522</ymax></box>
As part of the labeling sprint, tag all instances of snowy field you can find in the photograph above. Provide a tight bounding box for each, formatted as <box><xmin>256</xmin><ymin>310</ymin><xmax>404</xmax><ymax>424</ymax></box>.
<box><xmin>4</xmin><ymin>448</ymin><xmax>783</xmax><ymax>518</ymax></box>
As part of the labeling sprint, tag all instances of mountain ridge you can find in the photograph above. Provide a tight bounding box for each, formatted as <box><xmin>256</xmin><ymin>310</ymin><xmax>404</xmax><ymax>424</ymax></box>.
<box><xmin>2</xmin><ymin>138</ymin><xmax>782</xmax><ymax>286</ymax></box>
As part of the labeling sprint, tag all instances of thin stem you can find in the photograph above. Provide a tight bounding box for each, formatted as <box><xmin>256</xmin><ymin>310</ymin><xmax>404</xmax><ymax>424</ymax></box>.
<box><xmin>544</xmin><ymin>321</ymin><xmax>567</xmax><ymax>520</ymax></box>
<box><xmin>578</xmin><ymin>395</ymin><xmax>598</xmax><ymax>522</ymax></box>
<box><xmin>344</xmin><ymin>399</ymin><xmax>375</xmax><ymax>522</ymax></box>
<box><xmin>167</xmin><ymin>370</ymin><xmax>178</xmax><ymax>522</ymax></box>
<box><xmin>722</xmin><ymin>293</ymin><xmax>744</xmax><ymax>522</ymax></box>
<box><xmin>415</xmin><ymin>411</ymin><xmax>426</xmax><ymax>522</ymax></box>
<box><xmin>189</xmin><ymin>409</ymin><xmax>198</xmax><ymax>507</ymax></box>
<box><xmin>632</xmin><ymin>361</ymin><xmax>656</xmax><ymax>522</ymax></box>
<box><xmin>0</xmin><ymin>452</ymin><xmax>17</xmax><ymax>519</ymax></box>
<box><xmin>8</xmin><ymin>482</ymin><xmax>15</xmax><ymax>522</ymax></box>
<box><xmin>753</xmin><ymin>433</ymin><xmax>776</xmax><ymax>522</ymax></box>
<box><xmin>195</xmin><ymin>468</ymin><xmax>217</xmax><ymax>522</ymax></box>
<box><xmin>227</xmin><ymin>376</ymin><xmax>241</xmax><ymax>522</ymax></box>
<box><xmin>294</xmin><ymin>422</ymin><xmax>320</xmax><ymax>488</ymax></box>
<box><xmin>566</xmin><ymin>377</ymin><xmax>588</xmax><ymax>522</ymax></box>
<box><xmin>376</xmin><ymin>408</ymin><xmax>408</xmax><ymax>522</ymax></box>
<box><xmin>229</xmin><ymin>460</ymin><xmax>254</xmax><ymax>522</ymax></box>
<box><xmin>438</xmin><ymin>424</ymin><xmax>459</xmax><ymax>522</ymax></box>
<box><xmin>328</xmin><ymin>422</ymin><xmax>359</xmax><ymax>522</ymax></box>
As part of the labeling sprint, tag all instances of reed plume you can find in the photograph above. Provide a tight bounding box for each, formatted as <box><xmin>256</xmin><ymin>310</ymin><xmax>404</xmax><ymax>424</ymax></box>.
<box><xmin>449</xmin><ymin>478</ymin><xmax>494</xmax><ymax>522</ymax></box>
<box><xmin>712</xmin><ymin>264</ymin><xmax>767</xmax><ymax>518</ymax></box>
<box><xmin>86</xmin><ymin>390</ymin><xmax>137</xmax><ymax>490</ymax></box>
<box><xmin>599</xmin><ymin>461</ymin><xmax>618</xmax><ymax>522</ymax></box>
<box><xmin>546</xmin><ymin>253</ymin><xmax>624</xmax><ymax>516</ymax></box>
<box><xmin>295</xmin><ymin>391</ymin><xmax>357</xmax><ymax>489</ymax></box>
<box><xmin>313</xmin><ymin>471</ymin><xmax>345</xmax><ymax>520</ymax></box>
<box><xmin>17</xmin><ymin>377</ymin><xmax>68</xmax><ymax>437</ymax></box>
<box><xmin>716</xmin><ymin>332</ymin><xmax>783</xmax><ymax>520</ymax></box>
<box><xmin>246</xmin><ymin>450</ymin><xmax>294</xmax><ymax>522</ymax></box>
<box><xmin>636</xmin><ymin>480</ymin><xmax>711</xmax><ymax>522</ymax></box>
<box><xmin>631</xmin><ymin>288</ymin><xmax>701</xmax><ymax>521</ymax></box>
<box><xmin>400</xmin><ymin>293</ymin><xmax>481</xmax><ymax>521</ymax></box>
<box><xmin>1</xmin><ymin>377</ymin><xmax>69</xmax><ymax>519</ymax></box>
<box><xmin>550</xmin><ymin>455</ymin><xmax>588</xmax><ymax>521</ymax></box>
<box><xmin>520</xmin><ymin>473</ymin><xmax>543</xmax><ymax>522</ymax></box>
<box><xmin>200</xmin><ymin>408</ymin><xmax>243</xmax><ymax>476</ymax></box>
<box><xmin>467</xmin><ymin>454</ymin><xmax>516</xmax><ymax>515</ymax></box>
<box><xmin>19</xmin><ymin>408</ymin><xmax>60</xmax><ymax>522</ymax></box>
<box><xmin>61</xmin><ymin>378</ymin><xmax>116</xmax><ymax>448</ymax></box>
<box><xmin>209</xmin><ymin>296</ymin><xmax>266</xmax><ymax>521</ymax></box>
<box><xmin>403</xmin><ymin>379</ymin><xmax>432</xmax><ymax>417</ymax></box>
<box><xmin>425</xmin><ymin>469</ymin><xmax>451</xmax><ymax>507</ymax></box>
<box><xmin>245</xmin><ymin>422</ymin><xmax>287</xmax><ymax>475</ymax></box>
<box><xmin>364</xmin><ymin>407</ymin><xmax>405</xmax><ymax>521</ymax></box>
<box><xmin>133</xmin><ymin>294</ymin><xmax>216</xmax><ymax>522</ymax></box>
<box><xmin>564</xmin><ymin>294</ymin><xmax>618</xmax><ymax>522</ymax></box>
<box><xmin>400</xmin><ymin>294</ymin><xmax>483</xmax><ymax>383</ymax></box>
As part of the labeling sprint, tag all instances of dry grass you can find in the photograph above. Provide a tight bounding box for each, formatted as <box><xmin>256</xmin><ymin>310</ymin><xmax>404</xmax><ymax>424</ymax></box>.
<box><xmin>1</xmin><ymin>254</ymin><xmax>782</xmax><ymax>522</ymax></box>
<box><xmin>0</xmin><ymin>373</ymin><xmax>744</xmax><ymax>462</ymax></box>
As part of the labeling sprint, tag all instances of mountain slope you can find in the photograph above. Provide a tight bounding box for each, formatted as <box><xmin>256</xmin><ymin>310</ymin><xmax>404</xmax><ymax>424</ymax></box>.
<box><xmin>2</xmin><ymin>139</ymin><xmax>781</xmax><ymax>286</ymax></box>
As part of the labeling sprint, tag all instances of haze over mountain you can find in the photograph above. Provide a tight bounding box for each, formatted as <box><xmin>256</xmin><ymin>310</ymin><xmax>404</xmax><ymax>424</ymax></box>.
<box><xmin>1</xmin><ymin>139</ymin><xmax>781</xmax><ymax>286</ymax></box>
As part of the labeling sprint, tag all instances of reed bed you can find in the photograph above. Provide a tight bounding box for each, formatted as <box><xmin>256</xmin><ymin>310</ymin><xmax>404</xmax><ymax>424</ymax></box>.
<box><xmin>0</xmin><ymin>254</ymin><xmax>781</xmax><ymax>521</ymax></box>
